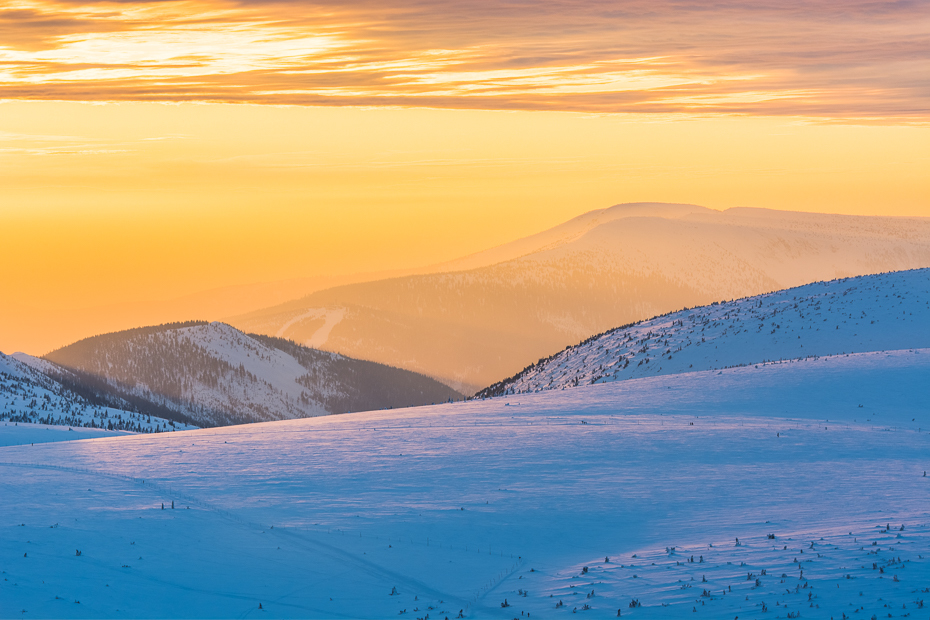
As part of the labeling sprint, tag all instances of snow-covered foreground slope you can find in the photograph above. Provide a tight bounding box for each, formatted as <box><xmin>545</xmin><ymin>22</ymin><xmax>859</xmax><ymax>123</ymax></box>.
<box><xmin>0</xmin><ymin>352</ymin><xmax>192</xmax><ymax>434</ymax></box>
<box><xmin>42</xmin><ymin>321</ymin><xmax>462</xmax><ymax>427</ymax></box>
<box><xmin>480</xmin><ymin>268</ymin><xmax>929</xmax><ymax>396</ymax></box>
<box><xmin>0</xmin><ymin>423</ymin><xmax>137</xmax><ymax>447</ymax></box>
<box><xmin>2</xmin><ymin>350</ymin><xmax>928</xmax><ymax>618</ymax></box>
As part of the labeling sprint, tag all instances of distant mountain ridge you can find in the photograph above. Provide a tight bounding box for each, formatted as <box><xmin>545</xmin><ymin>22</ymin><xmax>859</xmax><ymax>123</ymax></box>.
<box><xmin>230</xmin><ymin>204</ymin><xmax>930</xmax><ymax>393</ymax></box>
<box><xmin>42</xmin><ymin>321</ymin><xmax>462</xmax><ymax>426</ymax></box>
<box><xmin>430</xmin><ymin>202</ymin><xmax>712</xmax><ymax>273</ymax></box>
<box><xmin>477</xmin><ymin>268</ymin><xmax>930</xmax><ymax>397</ymax></box>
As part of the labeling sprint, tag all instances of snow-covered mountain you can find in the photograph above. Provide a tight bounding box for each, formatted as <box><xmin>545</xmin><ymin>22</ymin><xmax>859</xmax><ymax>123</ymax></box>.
<box><xmin>478</xmin><ymin>268</ymin><xmax>930</xmax><ymax>396</ymax></box>
<box><xmin>230</xmin><ymin>204</ymin><xmax>930</xmax><ymax>393</ymax></box>
<box><xmin>42</xmin><ymin>321</ymin><xmax>462</xmax><ymax>427</ymax></box>
<box><xmin>1</xmin><ymin>351</ymin><xmax>192</xmax><ymax>433</ymax></box>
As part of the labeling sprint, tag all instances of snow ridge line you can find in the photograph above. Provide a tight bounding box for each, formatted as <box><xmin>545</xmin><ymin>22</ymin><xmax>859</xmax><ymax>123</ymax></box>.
<box><xmin>477</xmin><ymin>269</ymin><xmax>930</xmax><ymax>397</ymax></box>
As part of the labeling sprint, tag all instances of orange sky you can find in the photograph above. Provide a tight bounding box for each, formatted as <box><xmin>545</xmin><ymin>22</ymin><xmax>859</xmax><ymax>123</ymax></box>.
<box><xmin>1</xmin><ymin>0</ymin><xmax>928</xmax><ymax>354</ymax></box>
<box><xmin>4</xmin><ymin>0</ymin><xmax>928</xmax><ymax>118</ymax></box>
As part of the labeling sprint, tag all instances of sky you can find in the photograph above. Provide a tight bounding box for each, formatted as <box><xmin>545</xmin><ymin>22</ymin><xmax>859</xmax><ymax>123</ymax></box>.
<box><xmin>1</xmin><ymin>0</ymin><xmax>929</xmax><ymax>354</ymax></box>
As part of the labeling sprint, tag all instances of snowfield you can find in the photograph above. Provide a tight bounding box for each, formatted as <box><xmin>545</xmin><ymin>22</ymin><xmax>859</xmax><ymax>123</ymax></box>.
<box><xmin>2</xmin><ymin>349</ymin><xmax>928</xmax><ymax>619</ymax></box>
<box><xmin>0</xmin><ymin>423</ymin><xmax>135</xmax><ymax>447</ymax></box>
<box><xmin>480</xmin><ymin>268</ymin><xmax>930</xmax><ymax>396</ymax></box>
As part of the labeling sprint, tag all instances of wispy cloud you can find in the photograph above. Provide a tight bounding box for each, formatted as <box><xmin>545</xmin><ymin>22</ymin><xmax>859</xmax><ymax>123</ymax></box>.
<box><xmin>1</xmin><ymin>0</ymin><xmax>927</xmax><ymax>120</ymax></box>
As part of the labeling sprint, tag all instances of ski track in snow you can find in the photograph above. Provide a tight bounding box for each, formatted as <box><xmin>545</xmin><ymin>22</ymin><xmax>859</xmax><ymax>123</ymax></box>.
<box><xmin>274</xmin><ymin>309</ymin><xmax>327</xmax><ymax>339</ymax></box>
<box><xmin>273</xmin><ymin>307</ymin><xmax>346</xmax><ymax>349</ymax></box>
<box><xmin>1</xmin><ymin>349</ymin><xmax>928</xmax><ymax>619</ymax></box>
<box><xmin>306</xmin><ymin>308</ymin><xmax>346</xmax><ymax>349</ymax></box>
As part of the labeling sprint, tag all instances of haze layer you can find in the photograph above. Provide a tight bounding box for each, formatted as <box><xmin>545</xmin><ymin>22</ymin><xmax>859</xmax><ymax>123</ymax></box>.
<box><xmin>2</xmin><ymin>0</ymin><xmax>929</xmax><ymax>355</ymax></box>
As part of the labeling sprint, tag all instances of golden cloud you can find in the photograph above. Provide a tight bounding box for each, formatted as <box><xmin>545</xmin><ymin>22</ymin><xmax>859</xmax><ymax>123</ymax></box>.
<box><xmin>0</xmin><ymin>0</ymin><xmax>927</xmax><ymax>120</ymax></box>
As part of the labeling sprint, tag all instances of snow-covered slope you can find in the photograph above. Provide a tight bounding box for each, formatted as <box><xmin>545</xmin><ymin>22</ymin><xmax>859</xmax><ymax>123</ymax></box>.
<box><xmin>479</xmin><ymin>268</ymin><xmax>930</xmax><ymax>396</ymax></box>
<box><xmin>1</xmin><ymin>350</ymin><xmax>927</xmax><ymax>618</ymax></box>
<box><xmin>0</xmin><ymin>423</ymin><xmax>143</xmax><ymax>446</ymax></box>
<box><xmin>43</xmin><ymin>322</ymin><xmax>462</xmax><ymax>427</ymax></box>
<box><xmin>0</xmin><ymin>352</ymin><xmax>192</xmax><ymax>433</ymax></box>
<box><xmin>231</xmin><ymin>205</ymin><xmax>930</xmax><ymax>393</ymax></box>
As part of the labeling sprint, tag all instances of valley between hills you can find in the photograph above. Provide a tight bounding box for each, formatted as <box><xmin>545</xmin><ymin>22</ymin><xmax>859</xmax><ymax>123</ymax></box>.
<box><xmin>2</xmin><ymin>203</ymin><xmax>928</xmax><ymax>619</ymax></box>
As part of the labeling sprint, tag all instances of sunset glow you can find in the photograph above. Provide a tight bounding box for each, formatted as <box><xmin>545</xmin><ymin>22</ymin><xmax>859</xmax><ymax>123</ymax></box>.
<box><xmin>2</xmin><ymin>5</ymin><xmax>930</xmax><ymax>614</ymax></box>
<box><xmin>3</xmin><ymin>0</ymin><xmax>928</xmax><ymax>117</ymax></box>
<box><xmin>1</xmin><ymin>0</ymin><xmax>928</xmax><ymax>355</ymax></box>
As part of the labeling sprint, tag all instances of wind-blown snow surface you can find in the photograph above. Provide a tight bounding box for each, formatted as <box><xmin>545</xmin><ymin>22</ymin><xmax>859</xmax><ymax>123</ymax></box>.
<box><xmin>0</xmin><ymin>423</ymin><xmax>137</xmax><ymax>447</ymax></box>
<box><xmin>2</xmin><ymin>350</ymin><xmax>928</xmax><ymax>618</ymax></box>
<box><xmin>480</xmin><ymin>268</ymin><xmax>930</xmax><ymax>396</ymax></box>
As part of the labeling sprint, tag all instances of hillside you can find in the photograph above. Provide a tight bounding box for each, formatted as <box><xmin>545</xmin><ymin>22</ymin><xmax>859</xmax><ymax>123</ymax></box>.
<box><xmin>2</xmin><ymin>349</ymin><xmax>928</xmax><ymax>617</ymax></box>
<box><xmin>230</xmin><ymin>204</ymin><xmax>930</xmax><ymax>393</ymax></box>
<box><xmin>43</xmin><ymin>321</ymin><xmax>462</xmax><ymax>427</ymax></box>
<box><xmin>478</xmin><ymin>268</ymin><xmax>930</xmax><ymax>396</ymax></box>
<box><xmin>0</xmin><ymin>352</ymin><xmax>193</xmax><ymax>433</ymax></box>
